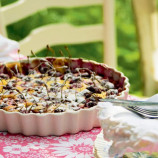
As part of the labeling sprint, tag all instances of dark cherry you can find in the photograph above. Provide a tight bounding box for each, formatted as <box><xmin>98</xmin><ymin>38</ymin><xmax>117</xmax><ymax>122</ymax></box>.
<box><xmin>84</xmin><ymin>93</ymin><xmax>91</xmax><ymax>98</ymax></box>
<box><xmin>0</xmin><ymin>74</ymin><xmax>9</xmax><ymax>79</ymax></box>
<box><xmin>60</xmin><ymin>75</ymin><xmax>65</xmax><ymax>80</ymax></box>
<box><xmin>39</xmin><ymin>66</ymin><xmax>49</xmax><ymax>74</ymax></box>
<box><xmin>69</xmin><ymin>77</ymin><xmax>81</xmax><ymax>84</ymax></box>
<box><xmin>50</xmin><ymin>87</ymin><xmax>54</xmax><ymax>92</ymax></box>
<box><xmin>19</xmin><ymin>95</ymin><xmax>25</xmax><ymax>99</ymax></box>
<box><xmin>0</xmin><ymin>103</ymin><xmax>8</xmax><ymax>109</ymax></box>
<box><xmin>62</xmin><ymin>99</ymin><xmax>71</xmax><ymax>103</ymax></box>
<box><xmin>54</xmin><ymin>108</ymin><xmax>65</xmax><ymax>113</ymax></box>
<box><xmin>48</xmin><ymin>71</ymin><xmax>54</xmax><ymax>76</ymax></box>
<box><xmin>64</xmin><ymin>69</ymin><xmax>70</xmax><ymax>74</ymax></box>
<box><xmin>86</xmin><ymin>101</ymin><xmax>97</xmax><ymax>107</ymax></box>
<box><xmin>14</xmin><ymin>99</ymin><xmax>20</xmax><ymax>102</ymax></box>
<box><xmin>3</xmin><ymin>84</ymin><xmax>12</xmax><ymax>90</ymax></box>
<box><xmin>86</xmin><ymin>86</ymin><xmax>102</xmax><ymax>93</ymax></box>
<box><xmin>118</xmin><ymin>87</ymin><xmax>123</xmax><ymax>93</ymax></box>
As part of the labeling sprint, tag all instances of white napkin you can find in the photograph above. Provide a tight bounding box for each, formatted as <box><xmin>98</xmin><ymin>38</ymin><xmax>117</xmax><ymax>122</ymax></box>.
<box><xmin>98</xmin><ymin>94</ymin><xmax>158</xmax><ymax>157</ymax></box>
<box><xmin>0</xmin><ymin>35</ymin><xmax>20</xmax><ymax>62</ymax></box>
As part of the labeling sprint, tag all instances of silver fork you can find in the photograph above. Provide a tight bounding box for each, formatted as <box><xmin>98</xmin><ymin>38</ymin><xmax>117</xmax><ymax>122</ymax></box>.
<box><xmin>99</xmin><ymin>99</ymin><xmax>158</xmax><ymax>119</ymax></box>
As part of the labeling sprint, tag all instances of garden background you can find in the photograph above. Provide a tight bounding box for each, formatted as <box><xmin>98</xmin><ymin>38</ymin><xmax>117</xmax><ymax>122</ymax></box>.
<box><xmin>1</xmin><ymin>0</ymin><xmax>143</xmax><ymax>96</ymax></box>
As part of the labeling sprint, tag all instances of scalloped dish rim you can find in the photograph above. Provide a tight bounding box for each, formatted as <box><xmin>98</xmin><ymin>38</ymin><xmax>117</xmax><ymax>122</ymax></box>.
<box><xmin>0</xmin><ymin>57</ymin><xmax>130</xmax><ymax>136</ymax></box>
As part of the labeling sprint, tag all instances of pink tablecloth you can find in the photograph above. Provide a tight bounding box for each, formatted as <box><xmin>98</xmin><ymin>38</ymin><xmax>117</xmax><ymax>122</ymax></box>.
<box><xmin>0</xmin><ymin>128</ymin><xmax>101</xmax><ymax>158</ymax></box>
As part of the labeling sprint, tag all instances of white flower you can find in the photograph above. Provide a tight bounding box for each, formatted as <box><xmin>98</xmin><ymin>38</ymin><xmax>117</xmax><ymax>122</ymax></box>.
<box><xmin>69</xmin><ymin>132</ymin><xmax>92</xmax><ymax>140</ymax></box>
<box><xmin>0</xmin><ymin>135</ymin><xmax>28</xmax><ymax>146</ymax></box>
<box><xmin>27</xmin><ymin>142</ymin><xmax>49</xmax><ymax>150</ymax></box>
<box><xmin>53</xmin><ymin>136</ymin><xmax>68</xmax><ymax>141</ymax></box>
<box><xmin>44</xmin><ymin>135</ymin><xmax>55</xmax><ymax>140</ymax></box>
<box><xmin>0</xmin><ymin>132</ymin><xmax>7</xmax><ymax>135</ymax></box>
<box><xmin>91</xmin><ymin>128</ymin><xmax>101</xmax><ymax>133</ymax></box>
<box><xmin>0</xmin><ymin>154</ymin><xmax>4</xmax><ymax>158</ymax></box>
<box><xmin>68</xmin><ymin>129</ymin><xmax>100</xmax><ymax>140</ymax></box>
<box><xmin>3</xmin><ymin>145</ymin><xmax>29</xmax><ymax>154</ymax></box>
<box><xmin>50</xmin><ymin>138</ymin><xmax>94</xmax><ymax>158</ymax></box>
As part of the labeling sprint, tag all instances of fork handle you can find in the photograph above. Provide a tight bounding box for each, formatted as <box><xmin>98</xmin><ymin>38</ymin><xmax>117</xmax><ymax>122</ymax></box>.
<box><xmin>99</xmin><ymin>99</ymin><xmax>158</xmax><ymax>107</ymax></box>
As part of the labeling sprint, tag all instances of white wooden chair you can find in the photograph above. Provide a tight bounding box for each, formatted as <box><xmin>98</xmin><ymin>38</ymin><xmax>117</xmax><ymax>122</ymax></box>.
<box><xmin>0</xmin><ymin>0</ymin><xmax>116</xmax><ymax>68</ymax></box>
<box><xmin>132</xmin><ymin>0</ymin><xmax>158</xmax><ymax>96</ymax></box>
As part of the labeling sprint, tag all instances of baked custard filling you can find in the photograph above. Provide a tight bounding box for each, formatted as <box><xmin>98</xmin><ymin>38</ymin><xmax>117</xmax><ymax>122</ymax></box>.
<box><xmin>0</xmin><ymin>58</ymin><xmax>125</xmax><ymax>113</ymax></box>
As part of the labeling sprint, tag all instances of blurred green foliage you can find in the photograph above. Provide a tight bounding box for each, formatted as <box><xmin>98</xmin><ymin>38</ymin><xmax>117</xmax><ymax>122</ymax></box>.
<box><xmin>1</xmin><ymin>0</ymin><xmax>143</xmax><ymax>96</ymax></box>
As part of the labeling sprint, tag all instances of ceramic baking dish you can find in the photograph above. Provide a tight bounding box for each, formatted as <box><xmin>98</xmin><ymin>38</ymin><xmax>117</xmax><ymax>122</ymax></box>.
<box><xmin>0</xmin><ymin>57</ymin><xmax>130</xmax><ymax>136</ymax></box>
